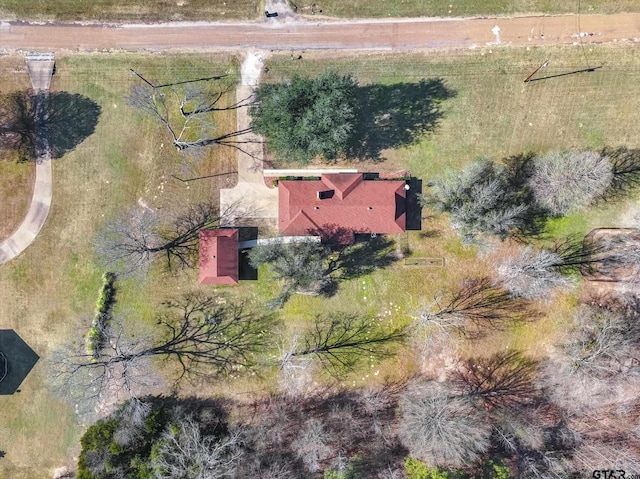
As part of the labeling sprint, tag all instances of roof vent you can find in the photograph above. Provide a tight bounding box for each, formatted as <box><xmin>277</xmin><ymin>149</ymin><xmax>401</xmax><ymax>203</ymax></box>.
<box><xmin>317</xmin><ymin>189</ymin><xmax>335</xmax><ymax>200</ymax></box>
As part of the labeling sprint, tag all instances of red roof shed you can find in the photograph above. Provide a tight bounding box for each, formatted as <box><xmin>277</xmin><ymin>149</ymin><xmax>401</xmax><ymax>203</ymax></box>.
<box><xmin>199</xmin><ymin>229</ymin><xmax>239</xmax><ymax>285</ymax></box>
<box><xmin>278</xmin><ymin>173</ymin><xmax>406</xmax><ymax>244</ymax></box>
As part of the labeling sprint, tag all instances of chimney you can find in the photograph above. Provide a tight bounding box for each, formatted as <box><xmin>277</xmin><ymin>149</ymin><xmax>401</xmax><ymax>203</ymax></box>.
<box><xmin>317</xmin><ymin>189</ymin><xmax>335</xmax><ymax>200</ymax></box>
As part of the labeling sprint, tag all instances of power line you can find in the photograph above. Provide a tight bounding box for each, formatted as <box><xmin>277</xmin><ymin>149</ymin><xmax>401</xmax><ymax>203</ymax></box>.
<box><xmin>576</xmin><ymin>0</ymin><xmax>592</xmax><ymax>70</ymax></box>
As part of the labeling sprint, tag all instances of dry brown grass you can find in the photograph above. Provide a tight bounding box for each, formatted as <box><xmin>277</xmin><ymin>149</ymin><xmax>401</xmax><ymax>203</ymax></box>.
<box><xmin>0</xmin><ymin>0</ymin><xmax>262</xmax><ymax>22</ymax></box>
<box><xmin>0</xmin><ymin>160</ymin><xmax>35</xmax><ymax>239</ymax></box>
<box><xmin>0</xmin><ymin>58</ymin><xmax>37</xmax><ymax>241</ymax></box>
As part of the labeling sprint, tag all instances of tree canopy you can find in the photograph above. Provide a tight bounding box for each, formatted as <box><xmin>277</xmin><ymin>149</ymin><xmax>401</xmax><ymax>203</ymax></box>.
<box><xmin>528</xmin><ymin>150</ymin><xmax>613</xmax><ymax>216</ymax></box>
<box><xmin>0</xmin><ymin>90</ymin><xmax>100</xmax><ymax>161</ymax></box>
<box><xmin>429</xmin><ymin>158</ymin><xmax>539</xmax><ymax>244</ymax></box>
<box><xmin>250</xmin><ymin>71</ymin><xmax>357</xmax><ymax>164</ymax></box>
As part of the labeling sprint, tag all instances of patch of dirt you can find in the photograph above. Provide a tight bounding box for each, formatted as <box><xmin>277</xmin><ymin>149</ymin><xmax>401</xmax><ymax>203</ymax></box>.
<box><xmin>264</xmin><ymin>0</ymin><xmax>300</xmax><ymax>23</ymax></box>
<box><xmin>240</xmin><ymin>50</ymin><xmax>266</xmax><ymax>86</ymax></box>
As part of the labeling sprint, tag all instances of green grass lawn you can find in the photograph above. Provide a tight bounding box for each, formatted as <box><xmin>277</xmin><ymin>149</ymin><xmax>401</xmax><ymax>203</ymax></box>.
<box><xmin>297</xmin><ymin>0</ymin><xmax>640</xmax><ymax>18</ymax></box>
<box><xmin>2</xmin><ymin>0</ymin><xmax>638</xmax><ymax>21</ymax></box>
<box><xmin>265</xmin><ymin>44</ymin><xmax>640</xmax><ymax>182</ymax></box>
<box><xmin>0</xmin><ymin>52</ymin><xmax>240</xmax><ymax>478</ymax></box>
<box><xmin>0</xmin><ymin>0</ymin><xmax>262</xmax><ymax>22</ymax></box>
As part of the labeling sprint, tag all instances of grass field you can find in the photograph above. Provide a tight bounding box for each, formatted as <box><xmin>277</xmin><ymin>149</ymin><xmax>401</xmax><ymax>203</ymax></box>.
<box><xmin>1</xmin><ymin>0</ymin><xmax>638</xmax><ymax>22</ymax></box>
<box><xmin>0</xmin><ymin>161</ymin><xmax>34</xmax><ymax>239</ymax></box>
<box><xmin>0</xmin><ymin>0</ymin><xmax>261</xmax><ymax>22</ymax></box>
<box><xmin>0</xmin><ymin>52</ymin><xmax>241</xmax><ymax>478</ymax></box>
<box><xmin>0</xmin><ymin>58</ymin><xmax>34</xmax><ymax>241</ymax></box>
<box><xmin>264</xmin><ymin>44</ymin><xmax>640</xmax><ymax>187</ymax></box>
<box><xmin>299</xmin><ymin>0</ymin><xmax>640</xmax><ymax>18</ymax></box>
<box><xmin>1</xmin><ymin>44</ymin><xmax>639</xmax><ymax>476</ymax></box>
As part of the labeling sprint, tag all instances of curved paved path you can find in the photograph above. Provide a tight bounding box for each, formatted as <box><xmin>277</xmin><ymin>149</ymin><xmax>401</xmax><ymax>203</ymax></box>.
<box><xmin>0</xmin><ymin>62</ymin><xmax>53</xmax><ymax>265</ymax></box>
<box><xmin>0</xmin><ymin>13</ymin><xmax>639</xmax><ymax>52</ymax></box>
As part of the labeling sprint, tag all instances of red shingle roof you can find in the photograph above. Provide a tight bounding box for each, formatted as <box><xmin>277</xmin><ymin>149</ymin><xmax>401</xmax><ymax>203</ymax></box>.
<box><xmin>278</xmin><ymin>174</ymin><xmax>406</xmax><ymax>244</ymax></box>
<box><xmin>199</xmin><ymin>229</ymin><xmax>239</xmax><ymax>285</ymax></box>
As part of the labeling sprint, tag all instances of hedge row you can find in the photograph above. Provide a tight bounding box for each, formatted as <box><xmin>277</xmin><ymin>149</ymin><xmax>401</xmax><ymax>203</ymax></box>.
<box><xmin>86</xmin><ymin>272</ymin><xmax>117</xmax><ymax>359</ymax></box>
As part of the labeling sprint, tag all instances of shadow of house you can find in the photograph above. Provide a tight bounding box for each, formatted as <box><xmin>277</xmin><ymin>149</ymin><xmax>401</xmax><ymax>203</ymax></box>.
<box><xmin>237</xmin><ymin>226</ymin><xmax>259</xmax><ymax>280</ymax></box>
<box><xmin>0</xmin><ymin>330</ymin><xmax>39</xmax><ymax>395</ymax></box>
<box><xmin>346</xmin><ymin>79</ymin><xmax>455</xmax><ymax>161</ymax></box>
<box><xmin>405</xmin><ymin>177</ymin><xmax>423</xmax><ymax>231</ymax></box>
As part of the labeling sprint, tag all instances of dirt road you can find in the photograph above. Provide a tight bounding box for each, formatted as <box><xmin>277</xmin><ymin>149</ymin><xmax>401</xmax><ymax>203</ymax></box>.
<box><xmin>1</xmin><ymin>13</ymin><xmax>639</xmax><ymax>52</ymax></box>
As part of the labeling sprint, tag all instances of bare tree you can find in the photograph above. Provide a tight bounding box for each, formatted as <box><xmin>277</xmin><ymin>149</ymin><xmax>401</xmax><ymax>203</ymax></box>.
<box><xmin>494</xmin><ymin>244</ymin><xmax>576</xmax><ymax>300</ymax></box>
<box><xmin>415</xmin><ymin>277</ymin><xmax>531</xmax><ymax>339</ymax></box>
<box><xmin>606</xmin><ymin>146</ymin><xmax>640</xmax><ymax>196</ymax></box>
<box><xmin>51</xmin><ymin>293</ymin><xmax>273</xmax><ymax>417</ymax></box>
<box><xmin>127</xmin><ymin>82</ymin><xmax>255</xmax><ymax>156</ymax></box>
<box><xmin>151</xmin><ymin>415</ymin><xmax>243</xmax><ymax>479</ymax></box>
<box><xmin>570</xmin><ymin>441</ymin><xmax>640</xmax><ymax>473</ymax></box>
<box><xmin>288</xmin><ymin>312</ymin><xmax>406</xmax><ymax>377</ymax></box>
<box><xmin>398</xmin><ymin>381</ymin><xmax>491</xmax><ymax>468</ymax></box>
<box><xmin>453</xmin><ymin>351</ymin><xmax>539</xmax><ymax>409</ymax></box>
<box><xmin>291</xmin><ymin>419</ymin><xmax>333</xmax><ymax>473</ymax></box>
<box><xmin>50</xmin><ymin>313</ymin><xmax>161</xmax><ymax>421</ymax></box>
<box><xmin>594</xmin><ymin>229</ymin><xmax>640</xmax><ymax>282</ymax></box>
<box><xmin>492</xmin><ymin>409</ymin><xmax>576</xmax><ymax>479</ymax></box>
<box><xmin>275</xmin><ymin>333</ymin><xmax>318</xmax><ymax>397</ymax></box>
<box><xmin>96</xmin><ymin>202</ymin><xmax>237</xmax><ymax>275</ymax></box>
<box><xmin>540</xmin><ymin>305</ymin><xmax>640</xmax><ymax>412</ymax></box>
<box><xmin>528</xmin><ymin>150</ymin><xmax>613</xmax><ymax>216</ymax></box>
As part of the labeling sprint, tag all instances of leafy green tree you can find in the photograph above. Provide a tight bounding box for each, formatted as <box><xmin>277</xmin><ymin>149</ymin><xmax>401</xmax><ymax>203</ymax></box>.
<box><xmin>250</xmin><ymin>71</ymin><xmax>357</xmax><ymax>164</ymax></box>
<box><xmin>404</xmin><ymin>457</ymin><xmax>512</xmax><ymax>479</ymax></box>
<box><xmin>77</xmin><ymin>399</ymin><xmax>163</xmax><ymax>479</ymax></box>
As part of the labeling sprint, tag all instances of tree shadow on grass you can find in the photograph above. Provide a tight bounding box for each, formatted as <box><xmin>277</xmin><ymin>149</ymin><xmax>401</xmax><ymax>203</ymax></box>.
<box><xmin>330</xmin><ymin>234</ymin><xmax>399</xmax><ymax>280</ymax></box>
<box><xmin>43</xmin><ymin>91</ymin><xmax>101</xmax><ymax>159</ymax></box>
<box><xmin>346</xmin><ymin>79</ymin><xmax>455</xmax><ymax>161</ymax></box>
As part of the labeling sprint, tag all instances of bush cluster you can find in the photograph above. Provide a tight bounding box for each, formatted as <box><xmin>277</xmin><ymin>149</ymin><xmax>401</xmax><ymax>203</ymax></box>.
<box><xmin>86</xmin><ymin>272</ymin><xmax>117</xmax><ymax>359</ymax></box>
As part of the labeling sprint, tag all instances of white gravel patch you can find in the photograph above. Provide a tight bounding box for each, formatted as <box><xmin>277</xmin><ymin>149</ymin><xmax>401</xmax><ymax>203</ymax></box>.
<box><xmin>240</xmin><ymin>50</ymin><xmax>265</xmax><ymax>86</ymax></box>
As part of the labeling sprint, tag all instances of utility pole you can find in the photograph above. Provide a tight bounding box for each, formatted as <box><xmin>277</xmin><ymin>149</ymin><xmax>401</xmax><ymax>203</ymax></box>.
<box><xmin>129</xmin><ymin>69</ymin><xmax>156</xmax><ymax>88</ymax></box>
<box><xmin>523</xmin><ymin>60</ymin><xmax>549</xmax><ymax>83</ymax></box>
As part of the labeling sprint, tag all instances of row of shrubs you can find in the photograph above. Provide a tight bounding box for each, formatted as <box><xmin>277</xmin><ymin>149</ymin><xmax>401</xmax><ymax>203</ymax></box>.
<box><xmin>86</xmin><ymin>272</ymin><xmax>117</xmax><ymax>359</ymax></box>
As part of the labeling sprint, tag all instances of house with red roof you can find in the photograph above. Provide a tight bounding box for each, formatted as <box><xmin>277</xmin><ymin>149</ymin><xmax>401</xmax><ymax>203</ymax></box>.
<box><xmin>198</xmin><ymin>229</ymin><xmax>239</xmax><ymax>285</ymax></box>
<box><xmin>278</xmin><ymin>173</ymin><xmax>407</xmax><ymax>244</ymax></box>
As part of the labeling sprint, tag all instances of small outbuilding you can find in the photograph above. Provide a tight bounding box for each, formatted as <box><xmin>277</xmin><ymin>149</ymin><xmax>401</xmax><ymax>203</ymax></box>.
<box><xmin>199</xmin><ymin>229</ymin><xmax>239</xmax><ymax>285</ymax></box>
<box><xmin>0</xmin><ymin>330</ymin><xmax>39</xmax><ymax>395</ymax></box>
